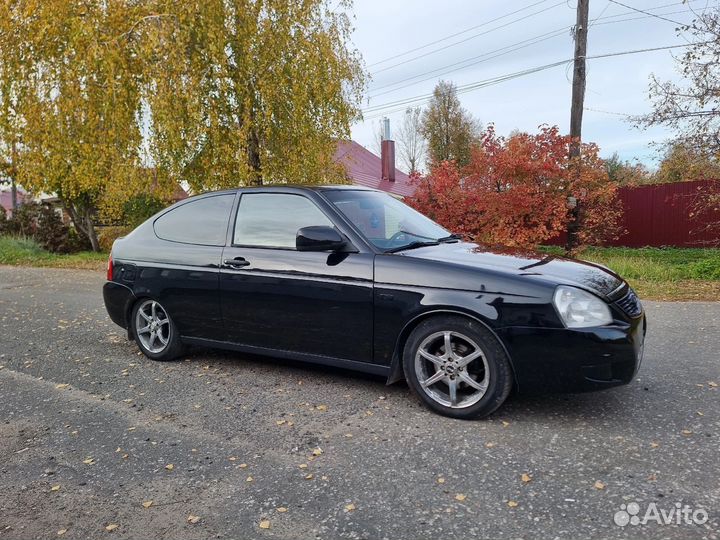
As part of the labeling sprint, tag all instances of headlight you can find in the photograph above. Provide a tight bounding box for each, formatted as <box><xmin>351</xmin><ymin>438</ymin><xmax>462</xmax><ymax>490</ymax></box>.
<box><xmin>553</xmin><ymin>286</ymin><xmax>613</xmax><ymax>328</ymax></box>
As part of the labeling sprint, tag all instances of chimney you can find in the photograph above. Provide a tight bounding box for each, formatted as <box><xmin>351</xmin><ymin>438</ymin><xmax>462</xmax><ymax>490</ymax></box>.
<box><xmin>381</xmin><ymin>117</ymin><xmax>396</xmax><ymax>182</ymax></box>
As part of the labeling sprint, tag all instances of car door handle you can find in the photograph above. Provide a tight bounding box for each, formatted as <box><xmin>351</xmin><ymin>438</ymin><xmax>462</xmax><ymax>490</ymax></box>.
<box><xmin>223</xmin><ymin>257</ymin><xmax>250</xmax><ymax>269</ymax></box>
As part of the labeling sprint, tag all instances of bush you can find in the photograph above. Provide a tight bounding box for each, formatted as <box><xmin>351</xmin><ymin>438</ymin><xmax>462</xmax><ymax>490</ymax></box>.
<box><xmin>0</xmin><ymin>202</ymin><xmax>90</xmax><ymax>253</ymax></box>
<box><xmin>97</xmin><ymin>226</ymin><xmax>132</xmax><ymax>252</ymax></box>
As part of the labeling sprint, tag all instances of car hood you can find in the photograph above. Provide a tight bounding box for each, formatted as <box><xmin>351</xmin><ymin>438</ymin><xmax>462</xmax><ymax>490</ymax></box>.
<box><xmin>398</xmin><ymin>242</ymin><xmax>625</xmax><ymax>299</ymax></box>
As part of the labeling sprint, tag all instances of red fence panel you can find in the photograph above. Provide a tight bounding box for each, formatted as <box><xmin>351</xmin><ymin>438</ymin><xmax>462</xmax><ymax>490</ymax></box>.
<box><xmin>545</xmin><ymin>179</ymin><xmax>719</xmax><ymax>248</ymax></box>
<box><xmin>608</xmin><ymin>180</ymin><xmax>719</xmax><ymax>248</ymax></box>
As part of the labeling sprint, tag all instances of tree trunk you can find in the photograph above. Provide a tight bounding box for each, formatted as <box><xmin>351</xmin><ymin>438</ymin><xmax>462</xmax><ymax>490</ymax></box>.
<box><xmin>10</xmin><ymin>140</ymin><xmax>18</xmax><ymax>212</ymax></box>
<box><xmin>64</xmin><ymin>201</ymin><xmax>100</xmax><ymax>252</ymax></box>
<box><xmin>85</xmin><ymin>214</ymin><xmax>99</xmax><ymax>252</ymax></box>
<box><xmin>10</xmin><ymin>178</ymin><xmax>17</xmax><ymax>212</ymax></box>
<box><xmin>248</xmin><ymin>127</ymin><xmax>262</xmax><ymax>186</ymax></box>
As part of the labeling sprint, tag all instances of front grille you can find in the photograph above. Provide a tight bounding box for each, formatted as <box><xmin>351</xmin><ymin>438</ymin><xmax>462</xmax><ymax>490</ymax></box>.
<box><xmin>615</xmin><ymin>288</ymin><xmax>643</xmax><ymax>318</ymax></box>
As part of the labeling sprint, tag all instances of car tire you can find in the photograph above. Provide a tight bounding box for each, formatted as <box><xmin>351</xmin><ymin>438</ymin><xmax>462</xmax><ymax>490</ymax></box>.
<box><xmin>403</xmin><ymin>315</ymin><xmax>513</xmax><ymax>419</ymax></box>
<box><xmin>131</xmin><ymin>298</ymin><xmax>184</xmax><ymax>361</ymax></box>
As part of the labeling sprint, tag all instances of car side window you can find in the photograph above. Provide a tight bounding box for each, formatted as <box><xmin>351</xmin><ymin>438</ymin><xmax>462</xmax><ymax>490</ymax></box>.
<box><xmin>234</xmin><ymin>193</ymin><xmax>333</xmax><ymax>249</ymax></box>
<box><xmin>154</xmin><ymin>194</ymin><xmax>235</xmax><ymax>246</ymax></box>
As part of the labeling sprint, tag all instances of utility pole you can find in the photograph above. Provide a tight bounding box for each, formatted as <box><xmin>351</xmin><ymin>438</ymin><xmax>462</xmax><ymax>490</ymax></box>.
<box><xmin>569</xmin><ymin>0</ymin><xmax>589</xmax><ymax>158</ymax></box>
<box><xmin>566</xmin><ymin>0</ymin><xmax>589</xmax><ymax>253</ymax></box>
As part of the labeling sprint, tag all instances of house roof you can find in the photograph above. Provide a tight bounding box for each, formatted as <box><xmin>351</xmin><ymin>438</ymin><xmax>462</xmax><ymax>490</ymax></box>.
<box><xmin>0</xmin><ymin>187</ymin><xmax>29</xmax><ymax>213</ymax></box>
<box><xmin>334</xmin><ymin>140</ymin><xmax>416</xmax><ymax>198</ymax></box>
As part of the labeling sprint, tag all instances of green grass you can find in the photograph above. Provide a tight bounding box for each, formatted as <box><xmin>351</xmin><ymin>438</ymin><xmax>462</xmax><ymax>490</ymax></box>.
<box><xmin>540</xmin><ymin>246</ymin><xmax>720</xmax><ymax>300</ymax></box>
<box><xmin>0</xmin><ymin>235</ymin><xmax>107</xmax><ymax>270</ymax></box>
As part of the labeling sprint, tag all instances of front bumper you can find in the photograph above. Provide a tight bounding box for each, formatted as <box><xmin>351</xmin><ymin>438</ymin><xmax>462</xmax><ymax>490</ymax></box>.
<box><xmin>497</xmin><ymin>313</ymin><xmax>646</xmax><ymax>393</ymax></box>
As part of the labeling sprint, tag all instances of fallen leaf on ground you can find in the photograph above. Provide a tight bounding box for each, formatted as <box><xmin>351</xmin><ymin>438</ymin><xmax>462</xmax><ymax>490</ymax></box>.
<box><xmin>56</xmin><ymin>384</ymin><xmax>69</xmax><ymax>389</ymax></box>
<box><xmin>316</xmin><ymin>405</ymin><xmax>327</xmax><ymax>411</ymax></box>
<box><xmin>187</xmin><ymin>515</ymin><xmax>200</xmax><ymax>524</ymax></box>
<box><xmin>594</xmin><ymin>481</ymin><xmax>605</xmax><ymax>490</ymax></box>
<box><xmin>276</xmin><ymin>507</ymin><xmax>288</xmax><ymax>513</ymax></box>
<box><xmin>521</xmin><ymin>473</ymin><xmax>532</xmax><ymax>483</ymax></box>
<box><xmin>228</xmin><ymin>456</ymin><xmax>237</xmax><ymax>461</ymax></box>
<box><xmin>311</xmin><ymin>447</ymin><xmax>323</xmax><ymax>456</ymax></box>
<box><xmin>485</xmin><ymin>442</ymin><xmax>495</xmax><ymax>448</ymax></box>
<box><xmin>298</xmin><ymin>463</ymin><xmax>308</xmax><ymax>469</ymax></box>
<box><xmin>455</xmin><ymin>494</ymin><xmax>466</xmax><ymax>501</ymax></box>
<box><xmin>437</xmin><ymin>477</ymin><xmax>445</xmax><ymax>484</ymax></box>
<box><xmin>165</xmin><ymin>464</ymin><xmax>174</xmax><ymax>471</ymax></box>
<box><xmin>508</xmin><ymin>500</ymin><xmax>519</xmax><ymax>508</ymax></box>
<box><xmin>57</xmin><ymin>529</ymin><xmax>67</xmax><ymax>536</ymax></box>
<box><xmin>501</xmin><ymin>421</ymin><xmax>510</xmax><ymax>427</ymax></box>
<box><xmin>105</xmin><ymin>524</ymin><xmax>119</xmax><ymax>531</ymax></box>
<box><xmin>344</xmin><ymin>503</ymin><xmax>356</xmax><ymax>512</ymax></box>
<box><xmin>239</xmin><ymin>463</ymin><xmax>248</xmax><ymax>468</ymax></box>
<box><xmin>259</xmin><ymin>520</ymin><xmax>271</xmax><ymax>529</ymax></box>
<box><xmin>246</xmin><ymin>476</ymin><xmax>253</xmax><ymax>482</ymax></box>
<box><xmin>142</xmin><ymin>501</ymin><xmax>153</xmax><ymax>508</ymax></box>
<box><xmin>708</xmin><ymin>381</ymin><xmax>718</xmax><ymax>387</ymax></box>
<box><xmin>650</xmin><ymin>441</ymin><xmax>659</xmax><ymax>448</ymax></box>
<box><xmin>82</xmin><ymin>457</ymin><xmax>95</xmax><ymax>465</ymax></box>
<box><xmin>276</xmin><ymin>420</ymin><xmax>286</xmax><ymax>426</ymax></box>
<box><xmin>681</xmin><ymin>429</ymin><xmax>693</xmax><ymax>436</ymax></box>
<box><xmin>305</xmin><ymin>474</ymin><xmax>314</xmax><ymax>480</ymax></box>
<box><xmin>51</xmin><ymin>485</ymin><xmax>61</xmax><ymax>491</ymax></box>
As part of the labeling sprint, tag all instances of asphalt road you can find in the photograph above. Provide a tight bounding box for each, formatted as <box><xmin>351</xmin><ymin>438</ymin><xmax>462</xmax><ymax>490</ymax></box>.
<box><xmin>0</xmin><ymin>265</ymin><xmax>718</xmax><ymax>540</ymax></box>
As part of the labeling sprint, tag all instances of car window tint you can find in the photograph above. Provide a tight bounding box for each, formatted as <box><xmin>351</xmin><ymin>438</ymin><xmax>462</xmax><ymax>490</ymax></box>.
<box><xmin>154</xmin><ymin>194</ymin><xmax>235</xmax><ymax>246</ymax></box>
<box><xmin>234</xmin><ymin>193</ymin><xmax>333</xmax><ymax>248</ymax></box>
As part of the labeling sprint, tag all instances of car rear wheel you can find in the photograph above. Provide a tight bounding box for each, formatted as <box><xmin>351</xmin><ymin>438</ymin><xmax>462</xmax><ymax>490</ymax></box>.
<box><xmin>131</xmin><ymin>299</ymin><xmax>183</xmax><ymax>361</ymax></box>
<box><xmin>403</xmin><ymin>315</ymin><xmax>513</xmax><ymax>419</ymax></box>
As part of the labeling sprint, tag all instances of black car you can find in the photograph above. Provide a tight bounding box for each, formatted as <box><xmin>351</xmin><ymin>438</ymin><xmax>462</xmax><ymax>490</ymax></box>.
<box><xmin>103</xmin><ymin>186</ymin><xmax>646</xmax><ymax>419</ymax></box>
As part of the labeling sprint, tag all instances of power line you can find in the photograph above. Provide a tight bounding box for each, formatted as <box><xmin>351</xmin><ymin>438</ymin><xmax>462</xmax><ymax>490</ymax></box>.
<box><xmin>607</xmin><ymin>0</ymin><xmax>685</xmax><ymax>25</ymax></box>
<box><xmin>369</xmin><ymin>27</ymin><xmax>570</xmax><ymax>98</ymax></box>
<box><xmin>367</xmin><ymin>0</ymin><xmax>553</xmax><ymax>67</ymax></box>
<box><xmin>368</xmin><ymin>7</ymin><xmax>694</xmax><ymax>100</ymax></box>
<box><xmin>366</xmin><ymin>3</ymin><xmax>699</xmax><ymax>98</ymax></box>
<box><xmin>371</xmin><ymin>1</ymin><xmax>567</xmax><ymax>75</ymax></box>
<box><xmin>361</xmin><ymin>42</ymin><xmax>703</xmax><ymax>119</ymax></box>
<box><xmin>363</xmin><ymin>61</ymin><xmax>571</xmax><ymax>117</ymax></box>
<box><xmin>584</xmin><ymin>106</ymin><xmax>633</xmax><ymax>117</ymax></box>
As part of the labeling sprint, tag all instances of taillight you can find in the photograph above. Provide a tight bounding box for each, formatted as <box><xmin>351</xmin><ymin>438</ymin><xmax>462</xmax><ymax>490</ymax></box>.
<box><xmin>107</xmin><ymin>254</ymin><xmax>113</xmax><ymax>281</ymax></box>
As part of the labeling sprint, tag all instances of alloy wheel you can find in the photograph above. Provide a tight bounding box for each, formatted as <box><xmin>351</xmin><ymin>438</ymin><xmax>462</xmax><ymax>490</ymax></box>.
<box><xmin>414</xmin><ymin>330</ymin><xmax>490</xmax><ymax>408</ymax></box>
<box><xmin>135</xmin><ymin>300</ymin><xmax>171</xmax><ymax>354</ymax></box>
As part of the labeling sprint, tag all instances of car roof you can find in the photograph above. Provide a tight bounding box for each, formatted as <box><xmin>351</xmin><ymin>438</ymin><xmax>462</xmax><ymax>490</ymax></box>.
<box><xmin>242</xmin><ymin>184</ymin><xmax>375</xmax><ymax>192</ymax></box>
<box><xmin>188</xmin><ymin>184</ymin><xmax>378</xmax><ymax>197</ymax></box>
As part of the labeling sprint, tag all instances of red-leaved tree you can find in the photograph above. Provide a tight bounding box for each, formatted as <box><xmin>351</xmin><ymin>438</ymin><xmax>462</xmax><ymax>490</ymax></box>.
<box><xmin>409</xmin><ymin>125</ymin><xmax>622</xmax><ymax>250</ymax></box>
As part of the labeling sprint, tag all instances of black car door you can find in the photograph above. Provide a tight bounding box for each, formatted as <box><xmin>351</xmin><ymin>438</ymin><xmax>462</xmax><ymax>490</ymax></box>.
<box><xmin>219</xmin><ymin>191</ymin><xmax>374</xmax><ymax>364</ymax></box>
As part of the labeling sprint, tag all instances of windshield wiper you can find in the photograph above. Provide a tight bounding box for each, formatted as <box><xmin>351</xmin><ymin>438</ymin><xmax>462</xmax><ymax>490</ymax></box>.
<box><xmin>437</xmin><ymin>233</ymin><xmax>463</xmax><ymax>243</ymax></box>
<box><xmin>385</xmin><ymin>240</ymin><xmax>440</xmax><ymax>253</ymax></box>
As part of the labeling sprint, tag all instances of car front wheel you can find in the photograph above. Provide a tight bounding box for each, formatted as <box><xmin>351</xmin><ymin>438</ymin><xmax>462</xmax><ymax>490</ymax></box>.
<box><xmin>131</xmin><ymin>299</ymin><xmax>184</xmax><ymax>361</ymax></box>
<box><xmin>403</xmin><ymin>315</ymin><xmax>513</xmax><ymax>419</ymax></box>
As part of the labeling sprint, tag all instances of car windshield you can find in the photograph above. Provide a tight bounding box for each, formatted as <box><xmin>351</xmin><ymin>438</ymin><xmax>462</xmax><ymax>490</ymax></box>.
<box><xmin>323</xmin><ymin>190</ymin><xmax>454</xmax><ymax>252</ymax></box>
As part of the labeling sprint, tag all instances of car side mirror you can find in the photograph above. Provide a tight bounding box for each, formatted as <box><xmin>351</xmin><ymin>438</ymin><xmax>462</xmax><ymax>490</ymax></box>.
<box><xmin>296</xmin><ymin>226</ymin><xmax>347</xmax><ymax>252</ymax></box>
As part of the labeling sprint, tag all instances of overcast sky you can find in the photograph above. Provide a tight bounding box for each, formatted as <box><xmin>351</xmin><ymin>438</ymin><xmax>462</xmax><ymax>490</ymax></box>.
<box><xmin>348</xmin><ymin>0</ymin><xmax>716</xmax><ymax>169</ymax></box>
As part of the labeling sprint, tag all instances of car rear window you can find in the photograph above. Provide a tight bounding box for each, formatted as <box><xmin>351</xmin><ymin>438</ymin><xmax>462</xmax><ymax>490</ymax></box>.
<box><xmin>154</xmin><ymin>194</ymin><xmax>235</xmax><ymax>246</ymax></box>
